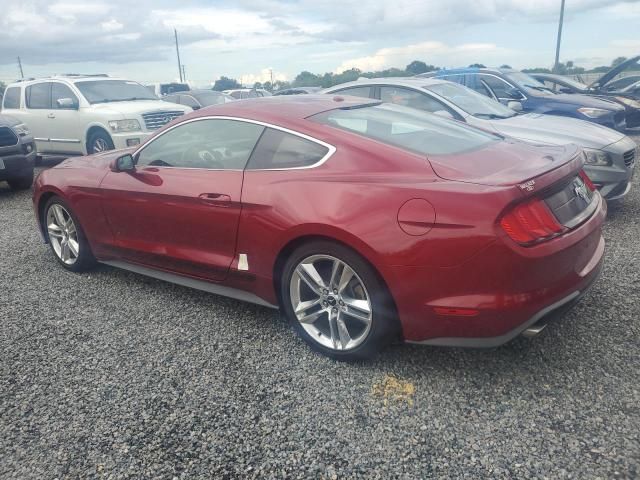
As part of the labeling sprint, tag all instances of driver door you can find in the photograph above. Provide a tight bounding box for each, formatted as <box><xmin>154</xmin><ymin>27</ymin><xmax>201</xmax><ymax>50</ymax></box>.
<box><xmin>99</xmin><ymin>118</ymin><xmax>265</xmax><ymax>281</ymax></box>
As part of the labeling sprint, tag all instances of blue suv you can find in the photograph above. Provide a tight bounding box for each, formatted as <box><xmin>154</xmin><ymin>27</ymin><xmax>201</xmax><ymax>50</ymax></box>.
<box><xmin>418</xmin><ymin>67</ymin><xmax>626</xmax><ymax>131</ymax></box>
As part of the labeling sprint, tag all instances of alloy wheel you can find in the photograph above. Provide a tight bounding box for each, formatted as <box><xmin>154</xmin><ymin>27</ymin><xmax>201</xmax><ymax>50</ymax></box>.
<box><xmin>289</xmin><ymin>255</ymin><xmax>373</xmax><ymax>351</ymax></box>
<box><xmin>46</xmin><ymin>204</ymin><xmax>79</xmax><ymax>265</ymax></box>
<box><xmin>93</xmin><ymin>138</ymin><xmax>109</xmax><ymax>153</ymax></box>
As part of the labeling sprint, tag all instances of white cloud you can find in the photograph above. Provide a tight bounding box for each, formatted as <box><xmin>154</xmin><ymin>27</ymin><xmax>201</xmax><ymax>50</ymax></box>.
<box><xmin>101</xmin><ymin>19</ymin><xmax>124</xmax><ymax>32</ymax></box>
<box><xmin>239</xmin><ymin>67</ymin><xmax>288</xmax><ymax>85</ymax></box>
<box><xmin>335</xmin><ymin>41</ymin><xmax>514</xmax><ymax>73</ymax></box>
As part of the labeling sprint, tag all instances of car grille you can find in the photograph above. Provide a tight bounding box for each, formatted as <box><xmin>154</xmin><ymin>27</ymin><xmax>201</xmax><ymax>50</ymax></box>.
<box><xmin>0</xmin><ymin>127</ymin><xmax>19</xmax><ymax>148</ymax></box>
<box><xmin>141</xmin><ymin>110</ymin><xmax>185</xmax><ymax>130</ymax></box>
<box><xmin>623</xmin><ymin>148</ymin><xmax>636</xmax><ymax>168</ymax></box>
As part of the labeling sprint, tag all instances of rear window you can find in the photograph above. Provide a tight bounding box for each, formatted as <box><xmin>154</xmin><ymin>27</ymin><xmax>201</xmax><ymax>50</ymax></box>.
<box><xmin>247</xmin><ymin>128</ymin><xmax>329</xmax><ymax>169</ymax></box>
<box><xmin>3</xmin><ymin>87</ymin><xmax>21</xmax><ymax>109</ymax></box>
<box><xmin>310</xmin><ymin>103</ymin><xmax>499</xmax><ymax>156</ymax></box>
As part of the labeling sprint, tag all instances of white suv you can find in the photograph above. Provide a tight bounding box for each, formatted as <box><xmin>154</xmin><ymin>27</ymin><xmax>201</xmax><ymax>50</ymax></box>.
<box><xmin>1</xmin><ymin>75</ymin><xmax>192</xmax><ymax>156</ymax></box>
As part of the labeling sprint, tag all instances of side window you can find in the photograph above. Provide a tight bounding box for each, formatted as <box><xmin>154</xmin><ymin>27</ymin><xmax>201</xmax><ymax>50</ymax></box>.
<box><xmin>3</xmin><ymin>87</ymin><xmax>21</xmax><ymax>109</ymax></box>
<box><xmin>52</xmin><ymin>83</ymin><xmax>79</xmax><ymax>109</ymax></box>
<box><xmin>332</xmin><ymin>86</ymin><xmax>373</xmax><ymax>98</ymax></box>
<box><xmin>479</xmin><ymin>75</ymin><xmax>514</xmax><ymax>99</ymax></box>
<box><xmin>136</xmin><ymin>119</ymin><xmax>264</xmax><ymax>169</ymax></box>
<box><xmin>540</xmin><ymin>80</ymin><xmax>558</xmax><ymax>92</ymax></box>
<box><xmin>26</xmin><ymin>83</ymin><xmax>52</xmax><ymax>109</ymax></box>
<box><xmin>230</xmin><ymin>91</ymin><xmax>242</xmax><ymax>99</ymax></box>
<box><xmin>163</xmin><ymin>94</ymin><xmax>180</xmax><ymax>104</ymax></box>
<box><xmin>247</xmin><ymin>128</ymin><xmax>329</xmax><ymax>170</ymax></box>
<box><xmin>380</xmin><ymin>87</ymin><xmax>455</xmax><ymax>116</ymax></box>
<box><xmin>438</xmin><ymin>74</ymin><xmax>465</xmax><ymax>85</ymax></box>
<box><xmin>179</xmin><ymin>95</ymin><xmax>200</xmax><ymax>108</ymax></box>
<box><xmin>465</xmin><ymin>75</ymin><xmax>492</xmax><ymax>96</ymax></box>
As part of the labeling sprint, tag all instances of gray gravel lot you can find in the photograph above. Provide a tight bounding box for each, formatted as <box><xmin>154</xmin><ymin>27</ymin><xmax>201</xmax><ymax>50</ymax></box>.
<box><xmin>1</xmin><ymin>137</ymin><xmax>639</xmax><ymax>479</ymax></box>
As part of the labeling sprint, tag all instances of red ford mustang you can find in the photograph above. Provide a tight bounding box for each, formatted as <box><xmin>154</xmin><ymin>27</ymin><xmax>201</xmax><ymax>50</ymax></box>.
<box><xmin>33</xmin><ymin>95</ymin><xmax>606</xmax><ymax>359</ymax></box>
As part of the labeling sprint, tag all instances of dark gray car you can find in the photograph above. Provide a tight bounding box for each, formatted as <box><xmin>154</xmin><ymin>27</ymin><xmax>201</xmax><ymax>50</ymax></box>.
<box><xmin>0</xmin><ymin>114</ymin><xmax>36</xmax><ymax>190</ymax></box>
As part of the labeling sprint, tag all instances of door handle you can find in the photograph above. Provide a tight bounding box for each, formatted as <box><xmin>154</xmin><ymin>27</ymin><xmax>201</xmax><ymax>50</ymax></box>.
<box><xmin>198</xmin><ymin>193</ymin><xmax>231</xmax><ymax>206</ymax></box>
<box><xmin>47</xmin><ymin>113</ymin><xmax>55</xmax><ymax>119</ymax></box>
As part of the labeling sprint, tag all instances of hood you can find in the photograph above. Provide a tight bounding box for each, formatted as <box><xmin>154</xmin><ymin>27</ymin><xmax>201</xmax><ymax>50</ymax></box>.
<box><xmin>590</xmin><ymin>55</ymin><xmax>640</xmax><ymax>89</ymax></box>
<box><xmin>489</xmin><ymin>113</ymin><xmax>625</xmax><ymax>149</ymax></box>
<box><xmin>56</xmin><ymin>147</ymin><xmax>136</xmax><ymax>170</ymax></box>
<box><xmin>428</xmin><ymin>139</ymin><xmax>580</xmax><ymax>187</ymax></box>
<box><xmin>0</xmin><ymin>114</ymin><xmax>21</xmax><ymax>128</ymax></box>
<box><xmin>88</xmin><ymin>100</ymin><xmax>191</xmax><ymax>117</ymax></box>
<box><xmin>546</xmin><ymin>92</ymin><xmax>624</xmax><ymax>110</ymax></box>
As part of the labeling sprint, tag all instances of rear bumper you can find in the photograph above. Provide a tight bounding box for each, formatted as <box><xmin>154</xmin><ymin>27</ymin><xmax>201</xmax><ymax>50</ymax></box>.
<box><xmin>408</xmin><ymin>238</ymin><xmax>603</xmax><ymax>347</ymax></box>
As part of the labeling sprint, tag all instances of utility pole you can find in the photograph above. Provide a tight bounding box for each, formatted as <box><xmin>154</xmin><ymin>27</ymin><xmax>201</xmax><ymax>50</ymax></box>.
<box><xmin>174</xmin><ymin>29</ymin><xmax>183</xmax><ymax>82</ymax></box>
<box><xmin>181</xmin><ymin>64</ymin><xmax>186</xmax><ymax>82</ymax></box>
<box><xmin>17</xmin><ymin>56</ymin><xmax>24</xmax><ymax>79</ymax></box>
<box><xmin>553</xmin><ymin>0</ymin><xmax>566</xmax><ymax>73</ymax></box>
<box><xmin>269</xmin><ymin>68</ymin><xmax>273</xmax><ymax>91</ymax></box>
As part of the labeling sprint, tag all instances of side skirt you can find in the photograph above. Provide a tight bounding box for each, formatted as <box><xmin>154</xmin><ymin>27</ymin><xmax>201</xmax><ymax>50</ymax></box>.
<box><xmin>101</xmin><ymin>260</ymin><xmax>279</xmax><ymax>309</ymax></box>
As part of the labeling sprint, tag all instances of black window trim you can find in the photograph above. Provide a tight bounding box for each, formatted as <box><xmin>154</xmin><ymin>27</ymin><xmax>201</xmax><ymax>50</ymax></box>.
<box><xmin>477</xmin><ymin>73</ymin><xmax>528</xmax><ymax>101</ymax></box>
<box><xmin>132</xmin><ymin>116</ymin><xmax>336</xmax><ymax>171</ymax></box>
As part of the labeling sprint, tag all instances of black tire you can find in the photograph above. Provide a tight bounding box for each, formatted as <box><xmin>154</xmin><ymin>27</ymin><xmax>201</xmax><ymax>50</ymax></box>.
<box><xmin>87</xmin><ymin>130</ymin><xmax>114</xmax><ymax>155</ymax></box>
<box><xmin>44</xmin><ymin>196</ymin><xmax>96</xmax><ymax>272</ymax></box>
<box><xmin>280</xmin><ymin>240</ymin><xmax>398</xmax><ymax>361</ymax></box>
<box><xmin>8</xmin><ymin>169</ymin><xmax>34</xmax><ymax>190</ymax></box>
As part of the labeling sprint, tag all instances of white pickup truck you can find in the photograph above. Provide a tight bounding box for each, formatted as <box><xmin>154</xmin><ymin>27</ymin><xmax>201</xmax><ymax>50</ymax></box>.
<box><xmin>1</xmin><ymin>75</ymin><xmax>191</xmax><ymax>157</ymax></box>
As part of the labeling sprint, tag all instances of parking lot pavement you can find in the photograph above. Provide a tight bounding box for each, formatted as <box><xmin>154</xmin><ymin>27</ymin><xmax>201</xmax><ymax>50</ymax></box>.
<box><xmin>1</xmin><ymin>138</ymin><xmax>639</xmax><ymax>480</ymax></box>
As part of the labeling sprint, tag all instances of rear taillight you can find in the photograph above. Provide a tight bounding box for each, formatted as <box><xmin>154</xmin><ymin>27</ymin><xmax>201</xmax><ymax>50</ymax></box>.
<box><xmin>500</xmin><ymin>198</ymin><xmax>566</xmax><ymax>245</ymax></box>
<box><xmin>579</xmin><ymin>169</ymin><xmax>596</xmax><ymax>191</ymax></box>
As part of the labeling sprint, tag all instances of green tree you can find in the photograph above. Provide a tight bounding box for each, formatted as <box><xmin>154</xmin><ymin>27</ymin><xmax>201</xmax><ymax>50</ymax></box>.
<box><xmin>500</xmin><ymin>64</ymin><xmax>512</xmax><ymax>69</ymax></box>
<box><xmin>253</xmin><ymin>82</ymin><xmax>263</xmax><ymax>89</ymax></box>
<box><xmin>405</xmin><ymin>60</ymin><xmax>431</xmax><ymax>75</ymax></box>
<box><xmin>468</xmin><ymin>63</ymin><xmax>486</xmax><ymax>68</ymax></box>
<box><xmin>212</xmin><ymin>76</ymin><xmax>241</xmax><ymax>91</ymax></box>
<box><xmin>293</xmin><ymin>71</ymin><xmax>322</xmax><ymax>87</ymax></box>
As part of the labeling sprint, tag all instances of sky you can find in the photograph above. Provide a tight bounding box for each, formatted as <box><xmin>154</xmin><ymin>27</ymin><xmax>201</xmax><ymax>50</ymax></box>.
<box><xmin>1</xmin><ymin>0</ymin><xmax>640</xmax><ymax>87</ymax></box>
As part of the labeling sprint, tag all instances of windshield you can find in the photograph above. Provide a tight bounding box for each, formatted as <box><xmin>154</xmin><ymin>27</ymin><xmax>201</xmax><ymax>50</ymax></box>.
<box><xmin>424</xmin><ymin>82</ymin><xmax>517</xmax><ymax>119</ymax></box>
<box><xmin>311</xmin><ymin>103</ymin><xmax>499</xmax><ymax>156</ymax></box>
<box><xmin>197</xmin><ymin>92</ymin><xmax>236</xmax><ymax>106</ymax></box>
<box><xmin>75</xmin><ymin>80</ymin><xmax>158</xmax><ymax>104</ymax></box>
<box><xmin>505</xmin><ymin>72</ymin><xmax>554</xmax><ymax>95</ymax></box>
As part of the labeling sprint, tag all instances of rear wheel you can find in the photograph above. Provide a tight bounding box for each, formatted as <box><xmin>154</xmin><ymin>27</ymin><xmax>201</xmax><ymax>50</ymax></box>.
<box><xmin>44</xmin><ymin>197</ymin><xmax>96</xmax><ymax>272</ymax></box>
<box><xmin>8</xmin><ymin>169</ymin><xmax>34</xmax><ymax>190</ymax></box>
<box><xmin>281</xmin><ymin>241</ymin><xmax>398</xmax><ymax>360</ymax></box>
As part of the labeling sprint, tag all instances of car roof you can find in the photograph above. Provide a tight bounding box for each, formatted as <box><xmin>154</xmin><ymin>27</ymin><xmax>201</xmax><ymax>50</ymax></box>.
<box><xmin>7</xmin><ymin>76</ymin><xmax>133</xmax><ymax>87</ymax></box>
<box><xmin>326</xmin><ymin>77</ymin><xmax>450</xmax><ymax>91</ymax></box>
<box><xmin>430</xmin><ymin>67</ymin><xmax>516</xmax><ymax>76</ymax></box>
<box><xmin>185</xmin><ymin>94</ymin><xmax>379</xmax><ymax>125</ymax></box>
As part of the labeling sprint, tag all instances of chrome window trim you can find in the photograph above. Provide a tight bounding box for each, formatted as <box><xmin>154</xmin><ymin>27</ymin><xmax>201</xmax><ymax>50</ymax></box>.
<box><xmin>133</xmin><ymin>115</ymin><xmax>337</xmax><ymax>172</ymax></box>
<box><xmin>476</xmin><ymin>73</ymin><xmax>529</xmax><ymax>102</ymax></box>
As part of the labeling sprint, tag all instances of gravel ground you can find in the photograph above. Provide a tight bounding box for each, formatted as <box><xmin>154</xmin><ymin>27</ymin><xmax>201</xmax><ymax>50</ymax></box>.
<box><xmin>1</xmin><ymin>137</ymin><xmax>639</xmax><ymax>479</ymax></box>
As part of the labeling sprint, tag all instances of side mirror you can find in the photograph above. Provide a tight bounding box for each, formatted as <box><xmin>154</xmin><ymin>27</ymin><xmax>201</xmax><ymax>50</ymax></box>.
<box><xmin>559</xmin><ymin>87</ymin><xmax>573</xmax><ymax>94</ymax></box>
<box><xmin>506</xmin><ymin>87</ymin><xmax>524</xmax><ymax>100</ymax></box>
<box><xmin>433</xmin><ymin>110</ymin><xmax>454</xmax><ymax>119</ymax></box>
<box><xmin>192</xmin><ymin>104</ymin><xmax>201</xmax><ymax>110</ymax></box>
<box><xmin>507</xmin><ymin>101</ymin><xmax>523</xmax><ymax>112</ymax></box>
<box><xmin>56</xmin><ymin>98</ymin><xmax>77</xmax><ymax>109</ymax></box>
<box><xmin>111</xmin><ymin>154</ymin><xmax>135</xmax><ymax>172</ymax></box>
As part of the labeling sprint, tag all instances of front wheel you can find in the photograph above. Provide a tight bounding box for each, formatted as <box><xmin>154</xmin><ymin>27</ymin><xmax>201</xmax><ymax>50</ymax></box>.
<box><xmin>44</xmin><ymin>197</ymin><xmax>96</xmax><ymax>272</ymax></box>
<box><xmin>87</xmin><ymin>130</ymin><xmax>114</xmax><ymax>155</ymax></box>
<box><xmin>281</xmin><ymin>241</ymin><xmax>398</xmax><ymax>360</ymax></box>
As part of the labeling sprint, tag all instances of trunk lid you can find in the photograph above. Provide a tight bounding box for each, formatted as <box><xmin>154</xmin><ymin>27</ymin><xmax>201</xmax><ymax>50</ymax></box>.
<box><xmin>428</xmin><ymin>139</ymin><xmax>582</xmax><ymax>189</ymax></box>
<box><xmin>589</xmin><ymin>55</ymin><xmax>640</xmax><ymax>89</ymax></box>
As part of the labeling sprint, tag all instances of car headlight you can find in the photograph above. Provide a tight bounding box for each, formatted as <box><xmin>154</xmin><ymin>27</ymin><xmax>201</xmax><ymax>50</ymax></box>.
<box><xmin>13</xmin><ymin>123</ymin><xmax>31</xmax><ymax>136</ymax></box>
<box><xmin>108</xmin><ymin>119</ymin><xmax>141</xmax><ymax>133</ymax></box>
<box><xmin>615</xmin><ymin>96</ymin><xmax>640</xmax><ymax>109</ymax></box>
<box><xmin>577</xmin><ymin>107</ymin><xmax>611</xmax><ymax>118</ymax></box>
<box><xmin>583</xmin><ymin>148</ymin><xmax>612</xmax><ymax>166</ymax></box>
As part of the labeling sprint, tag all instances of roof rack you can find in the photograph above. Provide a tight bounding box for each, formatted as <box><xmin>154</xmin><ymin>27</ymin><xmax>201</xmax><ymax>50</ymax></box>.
<box><xmin>55</xmin><ymin>73</ymin><xmax>110</xmax><ymax>78</ymax></box>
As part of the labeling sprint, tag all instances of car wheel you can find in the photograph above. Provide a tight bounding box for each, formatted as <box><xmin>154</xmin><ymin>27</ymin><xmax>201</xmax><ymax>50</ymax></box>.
<box><xmin>8</xmin><ymin>170</ymin><xmax>34</xmax><ymax>190</ymax></box>
<box><xmin>44</xmin><ymin>197</ymin><xmax>96</xmax><ymax>272</ymax></box>
<box><xmin>281</xmin><ymin>240</ymin><xmax>398</xmax><ymax>360</ymax></box>
<box><xmin>87</xmin><ymin>130</ymin><xmax>114</xmax><ymax>154</ymax></box>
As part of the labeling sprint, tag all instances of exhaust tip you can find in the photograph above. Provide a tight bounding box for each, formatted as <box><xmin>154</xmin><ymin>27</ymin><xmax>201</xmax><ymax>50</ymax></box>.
<box><xmin>522</xmin><ymin>323</ymin><xmax>548</xmax><ymax>338</ymax></box>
